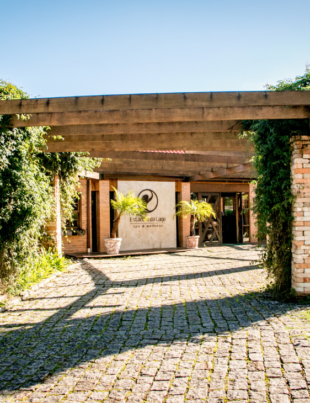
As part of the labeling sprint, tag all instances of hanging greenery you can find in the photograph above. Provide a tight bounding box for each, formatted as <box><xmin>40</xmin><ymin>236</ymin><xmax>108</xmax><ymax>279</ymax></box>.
<box><xmin>0</xmin><ymin>80</ymin><xmax>101</xmax><ymax>284</ymax></box>
<box><xmin>242</xmin><ymin>67</ymin><xmax>310</xmax><ymax>300</ymax></box>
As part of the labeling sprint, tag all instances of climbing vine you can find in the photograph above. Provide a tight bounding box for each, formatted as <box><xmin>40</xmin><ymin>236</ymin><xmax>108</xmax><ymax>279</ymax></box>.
<box><xmin>242</xmin><ymin>67</ymin><xmax>310</xmax><ymax>300</ymax></box>
<box><xmin>0</xmin><ymin>80</ymin><xmax>101</xmax><ymax>283</ymax></box>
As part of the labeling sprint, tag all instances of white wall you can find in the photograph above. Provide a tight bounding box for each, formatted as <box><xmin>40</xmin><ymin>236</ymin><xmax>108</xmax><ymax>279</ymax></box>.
<box><xmin>118</xmin><ymin>181</ymin><xmax>177</xmax><ymax>251</ymax></box>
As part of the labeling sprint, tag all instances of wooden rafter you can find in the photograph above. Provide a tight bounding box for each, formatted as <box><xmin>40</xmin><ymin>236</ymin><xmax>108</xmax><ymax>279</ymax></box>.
<box><xmin>46</xmin><ymin>132</ymin><xmax>242</xmax><ymax>143</ymax></box>
<box><xmin>95</xmin><ymin>161</ymin><xmax>256</xmax><ymax>179</ymax></box>
<box><xmin>11</xmin><ymin>106</ymin><xmax>309</xmax><ymax>127</ymax></box>
<box><xmin>189</xmin><ymin>162</ymin><xmax>254</xmax><ymax>181</ymax></box>
<box><xmin>48</xmin><ymin>121</ymin><xmax>242</xmax><ymax>136</ymax></box>
<box><xmin>95</xmin><ymin>164</ymin><xmax>210</xmax><ymax>175</ymax></box>
<box><xmin>87</xmin><ymin>151</ymin><xmax>251</xmax><ymax>165</ymax></box>
<box><xmin>99</xmin><ymin>169</ymin><xmax>189</xmax><ymax>177</ymax></box>
<box><xmin>96</xmin><ymin>160</ymin><xmax>232</xmax><ymax>172</ymax></box>
<box><xmin>2</xmin><ymin>91</ymin><xmax>310</xmax><ymax>114</ymax></box>
<box><xmin>45</xmin><ymin>136</ymin><xmax>252</xmax><ymax>152</ymax></box>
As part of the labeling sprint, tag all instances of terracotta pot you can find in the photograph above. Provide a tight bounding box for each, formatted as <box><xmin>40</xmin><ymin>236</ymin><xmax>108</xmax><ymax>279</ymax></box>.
<box><xmin>187</xmin><ymin>235</ymin><xmax>200</xmax><ymax>249</ymax></box>
<box><xmin>104</xmin><ymin>238</ymin><xmax>122</xmax><ymax>254</ymax></box>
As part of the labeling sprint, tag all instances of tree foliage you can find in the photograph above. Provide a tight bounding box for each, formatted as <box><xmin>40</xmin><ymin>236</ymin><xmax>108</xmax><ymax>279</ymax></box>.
<box><xmin>0</xmin><ymin>80</ymin><xmax>101</xmax><ymax>284</ymax></box>
<box><xmin>242</xmin><ymin>67</ymin><xmax>310</xmax><ymax>300</ymax></box>
<box><xmin>110</xmin><ymin>187</ymin><xmax>148</xmax><ymax>238</ymax></box>
<box><xmin>175</xmin><ymin>200</ymin><xmax>215</xmax><ymax>236</ymax></box>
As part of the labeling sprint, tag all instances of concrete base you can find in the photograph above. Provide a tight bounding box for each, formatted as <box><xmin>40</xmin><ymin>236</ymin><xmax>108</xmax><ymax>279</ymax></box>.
<box><xmin>66</xmin><ymin>247</ymin><xmax>189</xmax><ymax>259</ymax></box>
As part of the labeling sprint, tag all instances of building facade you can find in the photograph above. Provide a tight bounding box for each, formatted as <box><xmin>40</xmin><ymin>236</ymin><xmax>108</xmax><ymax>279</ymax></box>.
<box><xmin>52</xmin><ymin>176</ymin><xmax>257</xmax><ymax>256</ymax></box>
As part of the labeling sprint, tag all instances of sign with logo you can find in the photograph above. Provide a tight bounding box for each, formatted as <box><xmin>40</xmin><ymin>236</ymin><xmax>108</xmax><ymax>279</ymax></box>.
<box><xmin>138</xmin><ymin>189</ymin><xmax>158</xmax><ymax>213</ymax></box>
<box><xmin>118</xmin><ymin>181</ymin><xmax>176</xmax><ymax>251</ymax></box>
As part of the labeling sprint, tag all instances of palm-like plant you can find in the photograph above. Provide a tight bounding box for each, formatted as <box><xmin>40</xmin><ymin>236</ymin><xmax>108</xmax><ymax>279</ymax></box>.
<box><xmin>175</xmin><ymin>200</ymin><xmax>215</xmax><ymax>236</ymax></box>
<box><xmin>111</xmin><ymin>187</ymin><xmax>148</xmax><ymax>238</ymax></box>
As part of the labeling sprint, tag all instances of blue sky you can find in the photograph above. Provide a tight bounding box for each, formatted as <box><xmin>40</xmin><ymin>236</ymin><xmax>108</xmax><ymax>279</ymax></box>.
<box><xmin>1</xmin><ymin>0</ymin><xmax>310</xmax><ymax>98</ymax></box>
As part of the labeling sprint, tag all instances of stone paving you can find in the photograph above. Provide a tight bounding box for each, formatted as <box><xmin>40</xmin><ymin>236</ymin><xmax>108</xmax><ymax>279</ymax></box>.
<box><xmin>1</xmin><ymin>245</ymin><xmax>310</xmax><ymax>403</ymax></box>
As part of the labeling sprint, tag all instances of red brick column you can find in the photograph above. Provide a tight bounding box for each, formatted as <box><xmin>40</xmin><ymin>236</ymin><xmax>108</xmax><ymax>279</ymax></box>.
<box><xmin>45</xmin><ymin>175</ymin><xmax>62</xmax><ymax>255</ymax></box>
<box><xmin>249</xmin><ymin>183</ymin><xmax>258</xmax><ymax>244</ymax></box>
<box><xmin>291</xmin><ymin>135</ymin><xmax>310</xmax><ymax>295</ymax></box>
<box><xmin>98</xmin><ymin>180</ymin><xmax>111</xmax><ymax>252</ymax></box>
<box><xmin>178</xmin><ymin>183</ymin><xmax>191</xmax><ymax>247</ymax></box>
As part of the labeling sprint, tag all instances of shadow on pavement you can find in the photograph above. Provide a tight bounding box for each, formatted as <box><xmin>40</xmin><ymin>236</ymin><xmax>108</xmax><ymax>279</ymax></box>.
<box><xmin>0</xmin><ymin>259</ymin><xmax>307</xmax><ymax>393</ymax></box>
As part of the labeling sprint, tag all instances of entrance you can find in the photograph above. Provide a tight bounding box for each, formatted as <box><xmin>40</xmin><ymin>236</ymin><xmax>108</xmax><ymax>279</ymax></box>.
<box><xmin>197</xmin><ymin>192</ymin><xmax>250</xmax><ymax>245</ymax></box>
<box><xmin>222</xmin><ymin>194</ymin><xmax>237</xmax><ymax>243</ymax></box>
<box><xmin>197</xmin><ymin>193</ymin><xmax>222</xmax><ymax>246</ymax></box>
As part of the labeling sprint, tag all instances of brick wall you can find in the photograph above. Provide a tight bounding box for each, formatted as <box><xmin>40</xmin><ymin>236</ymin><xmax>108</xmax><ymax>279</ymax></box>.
<box><xmin>178</xmin><ymin>183</ymin><xmax>191</xmax><ymax>247</ymax></box>
<box><xmin>249</xmin><ymin>183</ymin><xmax>258</xmax><ymax>244</ymax></box>
<box><xmin>291</xmin><ymin>135</ymin><xmax>310</xmax><ymax>295</ymax></box>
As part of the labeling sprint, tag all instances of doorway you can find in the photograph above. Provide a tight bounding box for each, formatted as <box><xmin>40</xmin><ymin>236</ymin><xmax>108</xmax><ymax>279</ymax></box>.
<box><xmin>197</xmin><ymin>192</ymin><xmax>250</xmax><ymax>245</ymax></box>
<box><xmin>221</xmin><ymin>192</ymin><xmax>250</xmax><ymax>244</ymax></box>
<box><xmin>222</xmin><ymin>194</ymin><xmax>236</xmax><ymax>243</ymax></box>
<box><xmin>197</xmin><ymin>192</ymin><xmax>222</xmax><ymax>246</ymax></box>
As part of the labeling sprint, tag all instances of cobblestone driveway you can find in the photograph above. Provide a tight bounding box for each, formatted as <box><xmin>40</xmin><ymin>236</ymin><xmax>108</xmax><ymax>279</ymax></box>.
<box><xmin>1</xmin><ymin>245</ymin><xmax>310</xmax><ymax>403</ymax></box>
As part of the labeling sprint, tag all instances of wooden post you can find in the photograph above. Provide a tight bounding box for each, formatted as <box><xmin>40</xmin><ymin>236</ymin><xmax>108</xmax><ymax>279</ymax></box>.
<box><xmin>178</xmin><ymin>183</ymin><xmax>191</xmax><ymax>247</ymax></box>
<box><xmin>218</xmin><ymin>193</ymin><xmax>223</xmax><ymax>244</ymax></box>
<box><xmin>97</xmin><ymin>180</ymin><xmax>111</xmax><ymax>252</ymax></box>
<box><xmin>87</xmin><ymin>179</ymin><xmax>91</xmax><ymax>253</ymax></box>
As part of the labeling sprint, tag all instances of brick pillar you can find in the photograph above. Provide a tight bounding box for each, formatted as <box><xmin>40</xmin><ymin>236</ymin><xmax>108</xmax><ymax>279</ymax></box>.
<box><xmin>178</xmin><ymin>183</ymin><xmax>191</xmax><ymax>247</ymax></box>
<box><xmin>46</xmin><ymin>175</ymin><xmax>62</xmax><ymax>254</ymax></box>
<box><xmin>249</xmin><ymin>183</ymin><xmax>258</xmax><ymax>244</ymax></box>
<box><xmin>291</xmin><ymin>135</ymin><xmax>310</xmax><ymax>295</ymax></box>
<box><xmin>98</xmin><ymin>180</ymin><xmax>111</xmax><ymax>252</ymax></box>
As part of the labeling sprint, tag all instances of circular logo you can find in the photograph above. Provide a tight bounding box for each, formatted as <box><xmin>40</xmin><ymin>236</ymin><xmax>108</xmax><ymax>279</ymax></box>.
<box><xmin>138</xmin><ymin>189</ymin><xmax>158</xmax><ymax>213</ymax></box>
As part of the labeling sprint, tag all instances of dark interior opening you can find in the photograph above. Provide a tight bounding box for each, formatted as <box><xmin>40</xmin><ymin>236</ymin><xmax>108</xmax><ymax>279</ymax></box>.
<box><xmin>109</xmin><ymin>191</ymin><xmax>114</xmax><ymax>237</ymax></box>
<box><xmin>176</xmin><ymin>192</ymin><xmax>180</xmax><ymax>247</ymax></box>
<box><xmin>91</xmin><ymin>191</ymin><xmax>98</xmax><ymax>252</ymax></box>
<box><xmin>221</xmin><ymin>193</ymin><xmax>236</xmax><ymax>244</ymax></box>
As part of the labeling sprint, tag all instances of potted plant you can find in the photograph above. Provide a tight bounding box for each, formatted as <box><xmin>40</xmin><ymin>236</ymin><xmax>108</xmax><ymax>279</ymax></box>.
<box><xmin>175</xmin><ymin>199</ymin><xmax>215</xmax><ymax>249</ymax></box>
<box><xmin>104</xmin><ymin>187</ymin><xmax>148</xmax><ymax>254</ymax></box>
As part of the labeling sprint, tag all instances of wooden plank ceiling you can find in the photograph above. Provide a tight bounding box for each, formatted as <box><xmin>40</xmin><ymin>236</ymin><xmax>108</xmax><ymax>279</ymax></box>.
<box><xmin>1</xmin><ymin>91</ymin><xmax>310</xmax><ymax>181</ymax></box>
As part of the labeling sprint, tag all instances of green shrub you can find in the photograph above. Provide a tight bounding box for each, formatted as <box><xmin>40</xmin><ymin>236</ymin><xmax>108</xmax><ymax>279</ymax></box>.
<box><xmin>224</xmin><ymin>209</ymin><xmax>234</xmax><ymax>217</ymax></box>
<box><xmin>4</xmin><ymin>249</ymin><xmax>70</xmax><ymax>296</ymax></box>
<box><xmin>242</xmin><ymin>66</ymin><xmax>310</xmax><ymax>301</ymax></box>
<box><xmin>0</xmin><ymin>80</ymin><xmax>101</xmax><ymax>282</ymax></box>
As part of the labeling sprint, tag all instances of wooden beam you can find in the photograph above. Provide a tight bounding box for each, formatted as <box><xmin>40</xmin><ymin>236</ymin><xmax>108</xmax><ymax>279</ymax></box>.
<box><xmin>96</xmin><ymin>160</ymin><xmax>232</xmax><ymax>172</ymax></box>
<box><xmin>96</xmin><ymin>164</ymin><xmax>210</xmax><ymax>175</ymax></box>
<box><xmin>48</xmin><ymin>121</ymin><xmax>242</xmax><ymax>136</ymax></box>
<box><xmin>11</xmin><ymin>106</ymin><xmax>310</xmax><ymax>127</ymax></box>
<box><xmin>2</xmin><ymin>91</ymin><xmax>310</xmax><ymax>114</ymax></box>
<box><xmin>102</xmin><ymin>169</ymin><xmax>189</xmax><ymax>177</ymax></box>
<box><xmin>104</xmin><ymin>174</ymin><xmax>185</xmax><ymax>181</ymax></box>
<box><xmin>95</xmin><ymin>162</ymin><xmax>256</xmax><ymax>178</ymax></box>
<box><xmin>87</xmin><ymin>151</ymin><xmax>251</xmax><ymax>165</ymax></box>
<box><xmin>44</xmin><ymin>136</ymin><xmax>252</xmax><ymax>152</ymax></box>
<box><xmin>87</xmin><ymin>179</ymin><xmax>91</xmax><ymax>251</ymax></box>
<box><xmin>191</xmin><ymin>182</ymin><xmax>250</xmax><ymax>193</ymax></box>
<box><xmin>47</xmin><ymin>132</ymin><xmax>241</xmax><ymax>143</ymax></box>
<box><xmin>185</xmin><ymin>150</ymin><xmax>252</xmax><ymax>157</ymax></box>
<box><xmin>189</xmin><ymin>162</ymin><xmax>254</xmax><ymax>181</ymax></box>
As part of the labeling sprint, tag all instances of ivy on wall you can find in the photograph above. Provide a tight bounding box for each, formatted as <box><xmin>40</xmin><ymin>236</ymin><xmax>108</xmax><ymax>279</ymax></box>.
<box><xmin>0</xmin><ymin>80</ymin><xmax>101</xmax><ymax>283</ymax></box>
<box><xmin>242</xmin><ymin>67</ymin><xmax>310</xmax><ymax>300</ymax></box>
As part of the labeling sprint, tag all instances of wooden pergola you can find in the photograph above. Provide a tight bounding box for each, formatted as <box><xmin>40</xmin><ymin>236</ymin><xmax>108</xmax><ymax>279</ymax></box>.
<box><xmin>2</xmin><ymin>90</ymin><xmax>310</xmax><ymax>294</ymax></box>
<box><xmin>2</xmin><ymin>91</ymin><xmax>310</xmax><ymax>181</ymax></box>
